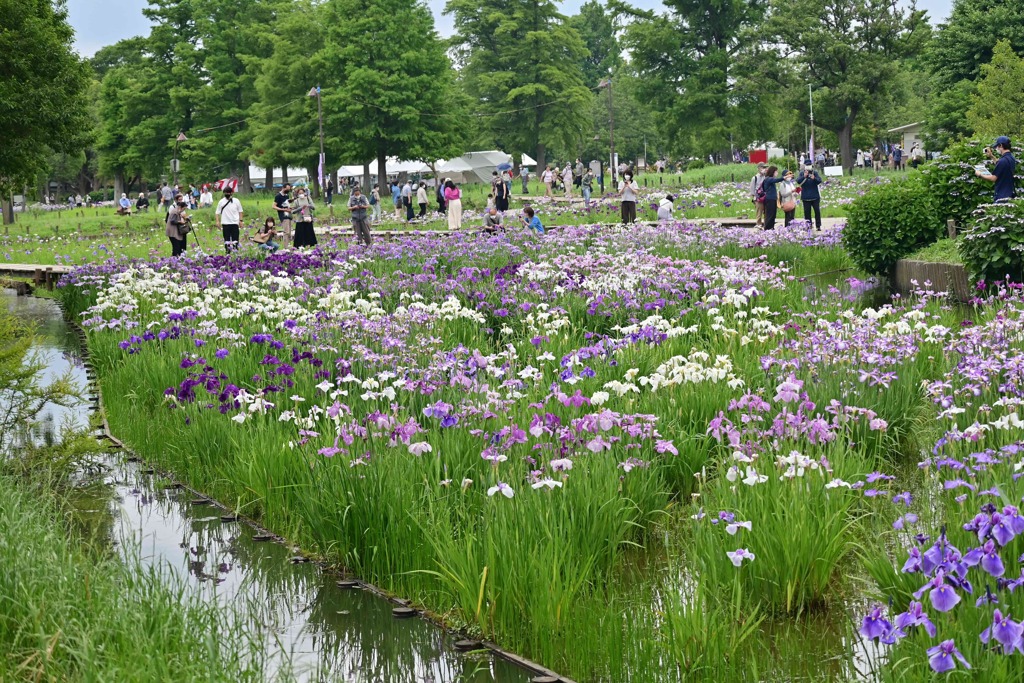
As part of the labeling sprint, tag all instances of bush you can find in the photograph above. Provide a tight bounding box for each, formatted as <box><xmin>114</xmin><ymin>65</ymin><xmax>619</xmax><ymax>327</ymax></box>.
<box><xmin>843</xmin><ymin>175</ymin><xmax>942</xmax><ymax>274</ymax></box>
<box><xmin>958</xmin><ymin>199</ymin><xmax>1024</xmax><ymax>284</ymax></box>
<box><xmin>685</xmin><ymin>158</ymin><xmax>707</xmax><ymax>171</ymax></box>
<box><xmin>919</xmin><ymin>141</ymin><xmax>996</xmax><ymax>226</ymax></box>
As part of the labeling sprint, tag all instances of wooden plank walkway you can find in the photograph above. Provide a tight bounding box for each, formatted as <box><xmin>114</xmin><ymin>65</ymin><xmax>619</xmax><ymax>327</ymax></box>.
<box><xmin>0</xmin><ymin>263</ymin><xmax>70</xmax><ymax>290</ymax></box>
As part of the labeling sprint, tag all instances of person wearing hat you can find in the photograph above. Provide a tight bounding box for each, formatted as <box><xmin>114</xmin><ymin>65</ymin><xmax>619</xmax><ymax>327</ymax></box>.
<box><xmin>166</xmin><ymin>197</ymin><xmax>190</xmax><ymax>257</ymax></box>
<box><xmin>215</xmin><ymin>186</ymin><xmax>243</xmax><ymax>254</ymax></box>
<box><xmin>750</xmin><ymin>163</ymin><xmax>768</xmax><ymax>227</ymax></box>
<box><xmin>976</xmin><ymin>136</ymin><xmax>1017</xmax><ymax>202</ymax></box>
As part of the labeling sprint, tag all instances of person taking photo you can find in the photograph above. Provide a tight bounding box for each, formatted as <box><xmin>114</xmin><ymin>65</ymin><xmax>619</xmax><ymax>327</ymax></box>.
<box><xmin>975</xmin><ymin>136</ymin><xmax>1017</xmax><ymax>202</ymax></box>
<box><xmin>796</xmin><ymin>165</ymin><xmax>823</xmax><ymax>229</ymax></box>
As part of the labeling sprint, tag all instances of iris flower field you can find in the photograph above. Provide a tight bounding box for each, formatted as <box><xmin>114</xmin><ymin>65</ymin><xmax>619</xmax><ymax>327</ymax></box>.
<box><xmin>55</xmin><ymin>219</ymin><xmax>1024</xmax><ymax>681</ymax></box>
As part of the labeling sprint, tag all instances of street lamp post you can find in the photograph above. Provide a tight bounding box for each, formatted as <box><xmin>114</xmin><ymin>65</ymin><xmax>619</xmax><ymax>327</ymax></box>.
<box><xmin>308</xmin><ymin>86</ymin><xmax>325</xmax><ymax>197</ymax></box>
<box><xmin>599</xmin><ymin>78</ymin><xmax>616</xmax><ymax>187</ymax></box>
<box><xmin>172</xmin><ymin>131</ymin><xmax>187</xmax><ymax>187</ymax></box>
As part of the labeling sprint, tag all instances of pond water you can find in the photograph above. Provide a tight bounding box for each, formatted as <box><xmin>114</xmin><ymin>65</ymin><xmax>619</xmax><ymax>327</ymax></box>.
<box><xmin>3</xmin><ymin>289</ymin><xmax>540</xmax><ymax>683</ymax></box>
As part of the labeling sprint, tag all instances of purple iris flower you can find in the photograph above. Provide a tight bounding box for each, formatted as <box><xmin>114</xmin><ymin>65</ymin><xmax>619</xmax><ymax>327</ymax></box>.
<box><xmin>859</xmin><ymin>605</ymin><xmax>892</xmax><ymax>640</ymax></box>
<box><xmin>913</xmin><ymin>570</ymin><xmax>961</xmax><ymax>613</ymax></box>
<box><xmin>964</xmin><ymin>540</ymin><xmax>1006</xmax><ymax>577</ymax></box>
<box><xmin>980</xmin><ymin>609</ymin><xmax>1024</xmax><ymax>654</ymax></box>
<box><xmin>893</xmin><ymin>600</ymin><xmax>936</xmax><ymax>638</ymax></box>
<box><xmin>926</xmin><ymin>640</ymin><xmax>970</xmax><ymax>673</ymax></box>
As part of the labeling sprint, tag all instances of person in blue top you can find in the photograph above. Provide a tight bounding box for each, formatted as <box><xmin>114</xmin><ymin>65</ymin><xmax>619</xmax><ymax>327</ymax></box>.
<box><xmin>975</xmin><ymin>136</ymin><xmax>1017</xmax><ymax>202</ymax></box>
<box><xmin>390</xmin><ymin>182</ymin><xmax>402</xmax><ymax>220</ymax></box>
<box><xmin>520</xmin><ymin>206</ymin><xmax>544</xmax><ymax>234</ymax></box>
<box><xmin>796</xmin><ymin>165</ymin><xmax>823</xmax><ymax>229</ymax></box>
<box><xmin>760</xmin><ymin>166</ymin><xmax>787</xmax><ymax>231</ymax></box>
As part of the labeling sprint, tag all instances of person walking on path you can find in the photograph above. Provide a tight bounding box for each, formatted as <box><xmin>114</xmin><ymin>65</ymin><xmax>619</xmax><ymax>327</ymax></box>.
<box><xmin>495</xmin><ymin>177</ymin><xmax>510</xmax><ymax>212</ymax></box>
<box><xmin>273</xmin><ymin>183</ymin><xmax>292</xmax><ymax>242</ymax></box>
<box><xmin>975</xmin><ymin>136</ymin><xmax>1017</xmax><ymax>202</ymax></box>
<box><xmin>215</xmin><ymin>187</ymin><xmax>243</xmax><ymax>254</ymax></box>
<box><xmin>520</xmin><ymin>167</ymin><xmax>530</xmax><ymax>194</ymax></box>
<box><xmin>760</xmin><ymin>166</ymin><xmax>787</xmax><ymax>231</ymax></box>
<box><xmin>402</xmin><ymin>179</ymin><xmax>414</xmax><ymax>222</ymax></box>
<box><xmin>777</xmin><ymin>169</ymin><xmax>798</xmax><ymax>227</ymax></box>
<box><xmin>542</xmin><ymin>165</ymin><xmax>553</xmax><ymax>198</ymax></box>
<box><xmin>165</xmin><ymin>198</ymin><xmax>189</xmax><ymax>257</ymax></box>
<box><xmin>749</xmin><ymin>162</ymin><xmax>767</xmax><ymax>227</ymax></box>
<box><xmin>443</xmin><ymin>180</ymin><xmax>462</xmax><ymax>230</ymax></box>
<box><xmin>618</xmin><ymin>172</ymin><xmax>639</xmax><ymax>224</ymax></box>
<box><xmin>796</xmin><ymin>165</ymin><xmax>823</xmax><ymax>229</ymax></box>
<box><xmin>562</xmin><ymin>163</ymin><xmax>574</xmax><ymax>199</ymax></box>
<box><xmin>348</xmin><ymin>185</ymin><xmax>373</xmax><ymax>247</ymax></box>
<box><xmin>370</xmin><ymin>184</ymin><xmax>382</xmax><ymax>224</ymax></box>
<box><xmin>416</xmin><ymin>181</ymin><xmax>428</xmax><ymax>219</ymax></box>
<box><xmin>292</xmin><ymin>188</ymin><xmax>318</xmax><ymax>248</ymax></box>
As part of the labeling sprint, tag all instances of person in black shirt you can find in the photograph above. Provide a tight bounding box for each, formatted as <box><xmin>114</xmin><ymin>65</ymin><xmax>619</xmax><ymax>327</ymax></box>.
<box><xmin>273</xmin><ymin>183</ymin><xmax>292</xmax><ymax>240</ymax></box>
<box><xmin>976</xmin><ymin>136</ymin><xmax>1017</xmax><ymax>202</ymax></box>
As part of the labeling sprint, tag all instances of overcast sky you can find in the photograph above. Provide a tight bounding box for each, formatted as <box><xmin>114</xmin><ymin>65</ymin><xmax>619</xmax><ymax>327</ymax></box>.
<box><xmin>68</xmin><ymin>0</ymin><xmax>955</xmax><ymax>57</ymax></box>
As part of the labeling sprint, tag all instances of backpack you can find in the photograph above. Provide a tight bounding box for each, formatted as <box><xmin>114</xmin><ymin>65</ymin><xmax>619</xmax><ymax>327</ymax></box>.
<box><xmin>755</xmin><ymin>180</ymin><xmax>766</xmax><ymax>203</ymax></box>
<box><xmin>369</xmin><ymin>192</ymin><xmax>377</xmax><ymax>205</ymax></box>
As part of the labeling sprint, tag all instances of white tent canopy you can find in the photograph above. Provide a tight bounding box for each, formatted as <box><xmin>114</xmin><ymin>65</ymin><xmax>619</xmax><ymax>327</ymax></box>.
<box><xmin>248</xmin><ymin>165</ymin><xmax>308</xmax><ymax>187</ymax></box>
<box><xmin>437</xmin><ymin>150</ymin><xmax>514</xmax><ymax>184</ymax></box>
<box><xmin>337</xmin><ymin>157</ymin><xmax>432</xmax><ymax>178</ymax></box>
<box><xmin>521</xmin><ymin>153</ymin><xmax>537</xmax><ymax>167</ymax></box>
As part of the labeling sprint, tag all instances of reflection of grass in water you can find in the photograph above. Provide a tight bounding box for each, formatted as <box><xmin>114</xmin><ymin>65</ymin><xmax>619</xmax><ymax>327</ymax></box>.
<box><xmin>0</xmin><ymin>474</ymin><xmax>280</xmax><ymax>682</ymax></box>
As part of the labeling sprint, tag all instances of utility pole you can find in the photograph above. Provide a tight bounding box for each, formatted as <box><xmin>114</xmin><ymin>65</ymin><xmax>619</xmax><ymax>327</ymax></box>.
<box><xmin>305</xmin><ymin>87</ymin><xmax>325</xmax><ymax>196</ymax></box>
<box><xmin>172</xmin><ymin>132</ymin><xmax>187</xmax><ymax>188</ymax></box>
<box><xmin>808</xmin><ymin>84</ymin><xmax>815</xmax><ymax>166</ymax></box>
<box><xmin>599</xmin><ymin>78</ymin><xmax>616</xmax><ymax>186</ymax></box>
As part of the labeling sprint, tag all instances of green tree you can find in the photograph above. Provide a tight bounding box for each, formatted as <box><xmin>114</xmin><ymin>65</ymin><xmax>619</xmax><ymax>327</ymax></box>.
<box><xmin>0</xmin><ymin>0</ymin><xmax>91</xmax><ymax>222</ymax></box>
<box><xmin>569</xmin><ymin>1</ymin><xmax>621</xmax><ymax>87</ymax></box>
<box><xmin>623</xmin><ymin>0</ymin><xmax>770</xmax><ymax>160</ymax></box>
<box><xmin>967</xmin><ymin>40</ymin><xmax>1024</xmax><ymax>142</ymax></box>
<box><xmin>446</xmin><ymin>0</ymin><xmax>593</xmax><ymax>171</ymax></box>
<box><xmin>767</xmin><ymin>0</ymin><xmax>928</xmax><ymax>173</ymax></box>
<box><xmin>923</xmin><ymin>0</ymin><xmax>1024</xmax><ymax>150</ymax></box>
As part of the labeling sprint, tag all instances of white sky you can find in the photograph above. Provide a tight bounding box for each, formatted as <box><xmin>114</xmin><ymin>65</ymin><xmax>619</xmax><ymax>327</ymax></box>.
<box><xmin>68</xmin><ymin>0</ymin><xmax>955</xmax><ymax>57</ymax></box>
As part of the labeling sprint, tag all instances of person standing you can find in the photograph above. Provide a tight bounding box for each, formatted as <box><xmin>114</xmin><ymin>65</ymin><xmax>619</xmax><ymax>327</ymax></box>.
<box><xmin>401</xmin><ymin>179</ymin><xmax>414</xmax><ymax>222</ymax></box>
<box><xmin>215</xmin><ymin>187</ymin><xmax>243</xmax><ymax>254</ymax></box>
<box><xmin>796</xmin><ymin>165</ymin><xmax>823</xmax><ymax>229</ymax></box>
<box><xmin>325</xmin><ymin>177</ymin><xmax>334</xmax><ymax>205</ymax></box>
<box><xmin>443</xmin><ymin>180</ymin><xmax>462</xmax><ymax>230</ymax></box>
<box><xmin>618</xmin><ymin>172</ymin><xmax>639</xmax><ymax>224</ymax></box>
<box><xmin>370</xmin><ymin>183</ymin><xmax>382</xmax><ymax>224</ymax></box>
<box><xmin>520</xmin><ymin>167</ymin><xmax>530</xmax><ymax>194</ymax></box>
<box><xmin>292</xmin><ymin>188</ymin><xmax>318</xmax><ymax>248</ymax></box>
<box><xmin>760</xmin><ymin>166</ymin><xmax>786</xmax><ymax>231</ymax></box>
<box><xmin>494</xmin><ymin>176</ymin><xmax>510</xmax><ymax>212</ymax></box>
<box><xmin>561</xmin><ymin>163</ymin><xmax>573</xmax><ymax>199</ymax></box>
<box><xmin>189</xmin><ymin>184</ymin><xmax>199</xmax><ymax>209</ymax></box>
<box><xmin>574</xmin><ymin>158</ymin><xmax>584</xmax><ymax>188</ymax></box>
<box><xmin>391</xmin><ymin>181</ymin><xmax>403</xmax><ymax>220</ymax></box>
<box><xmin>416</xmin><ymin>181</ymin><xmax>428</xmax><ymax>218</ymax></box>
<box><xmin>435</xmin><ymin>179</ymin><xmax>447</xmax><ymax>215</ymax></box>
<box><xmin>581</xmin><ymin>168</ymin><xmax>594</xmax><ymax>207</ymax></box>
<box><xmin>777</xmin><ymin>169</ymin><xmax>798</xmax><ymax>227</ymax></box>
<box><xmin>501</xmin><ymin>168</ymin><xmax>512</xmax><ymax>196</ymax></box>
<box><xmin>893</xmin><ymin>145</ymin><xmax>904</xmax><ymax>171</ymax></box>
<box><xmin>975</xmin><ymin>136</ymin><xmax>1017</xmax><ymax>202</ymax></box>
<box><xmin>542</xmin><ymin>165</ymin><xmax>553</xmax><ymax>198</ymax></box>
<box><xmin>165</xmin><ymin>198</ymin><xmax>189</xmax><ymax>257</ymax></box>
<box><xmin>872</xmin><ymin>147</ymin><xmax>882</xmax><ymax>173</ymax></box>
<box><xmin>749</xmin><ymin>163</ymin><xmax>767</xmax><ymax>227</ymax></box>
<box><xmin>348</xmin><ymin>185</ymin><xmax>373</xmax><ymax>246</ymax></box>
<box><xmin>274</xmin><ymin>183</ymin><xmax>292</xmax><ymax>242</ymax></box>
<box><xmin>160</xmin><ymin>182</ymin><xmax>174</xmax><ymax>213</ymax></box>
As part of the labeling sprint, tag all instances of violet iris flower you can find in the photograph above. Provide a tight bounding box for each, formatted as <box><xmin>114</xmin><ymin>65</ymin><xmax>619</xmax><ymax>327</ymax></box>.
<box><xmin>980</xmin><ymin>609</ymin><xmax>1024</xmax><ymax>654</ymax></box>
<box><xmin>892</xmin><ymin>600</ymin><xmax>936</xmax><ymax>638</ymax></box>
<box><xmin>926</xmin><ymin>640</ymin><xmax>970</xmax><ymax>673</ymax></box>
<box><xmin>859</xmin><ymin>605</ymin><xmax>892</xmax><ymax>640</ymax></box>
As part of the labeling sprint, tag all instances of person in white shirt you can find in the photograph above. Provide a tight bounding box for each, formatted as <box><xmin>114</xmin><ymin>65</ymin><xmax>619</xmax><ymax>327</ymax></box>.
<box><xmin>657</xmin><ymin>194</ymin><xmax>675</xmax><ymax>221</ymax></box>
<box><xmin>215</xmin><ymin>188</ymin><xmax>243</xmax><ymax>254</ymax></box>
<box><xmin>416</xmin><ymin>182</ymin><xmax>428</xmax><ymax>218</ymax></box>
<box><xmin>542</xmin><ymin>165</ymin><xmax>553</xmax><ymax>198</ymax></box>
<box><xmin>618</xmin><ymin>173</ymin><xmax>639</xmax><ymax>224</ymax></box>
<box><xmin>199</xmin><ymin>187</ymin><xmax>213</xmax><ymax>207</ymax></box>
